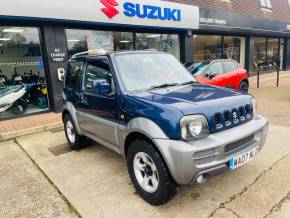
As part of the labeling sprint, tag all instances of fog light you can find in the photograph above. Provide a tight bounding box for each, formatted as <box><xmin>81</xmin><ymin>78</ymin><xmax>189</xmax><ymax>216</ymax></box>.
<box><xmin>196</xmin><ymin>175</ymin><xmax>205</xmax><ymax>184</ymax></box>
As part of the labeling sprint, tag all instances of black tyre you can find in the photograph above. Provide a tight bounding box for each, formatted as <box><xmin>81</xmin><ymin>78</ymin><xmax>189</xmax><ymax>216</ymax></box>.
<box><xmin>239</xmin><ymin>81</ymin><xmax>249</xmax><ymax>93</ymax></box>
<box><xmin>64</xmin><ymin>114</ymin><xmax>88</xmax><ymax>150</ymax></box>
<box><xmin>10</xmin><ymin>99</ymin><xmax>28</xmax><ymax>115</ymax></box>
<box><xmin>127</xmin><ymin>139</ymin><xmax>178</xmax><ymax>205</ymax></box>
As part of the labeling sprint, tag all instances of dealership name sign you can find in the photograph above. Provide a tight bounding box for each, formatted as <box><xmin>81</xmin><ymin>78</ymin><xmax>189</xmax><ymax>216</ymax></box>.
<box><xmin>200</xmin><ymin>17</ymin><xmax>227</xmax><ymax>25</ymax></box>
<box><xmin>0</xmin><ymin>0</ymin><xmax>199</xmax><ymax>29</ymax></box>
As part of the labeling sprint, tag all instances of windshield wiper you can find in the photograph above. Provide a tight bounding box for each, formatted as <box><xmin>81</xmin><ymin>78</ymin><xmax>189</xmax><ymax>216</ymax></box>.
<box><xmin>179</xmin><ymin>81</ymin><xmax>198</xmax><ymax>86</ymax></box>
<box><xmin>146</xmin><ymin>83</ymin><xmax>178</xmax><ymax>91</ymax></box>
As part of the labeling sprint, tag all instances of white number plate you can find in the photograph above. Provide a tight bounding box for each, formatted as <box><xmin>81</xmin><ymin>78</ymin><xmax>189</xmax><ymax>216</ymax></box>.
<box><xmin>229</xmin><ymin>147</ymin><xmax>259</xmax><ymax>171</ymax></box>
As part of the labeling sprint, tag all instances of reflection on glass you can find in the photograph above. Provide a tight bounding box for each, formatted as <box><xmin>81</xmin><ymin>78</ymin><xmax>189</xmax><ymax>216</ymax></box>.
<box><xmin>193</xmin><ymin>35</ymin><xmax>222</xmax><ymax>61</ymax></box>
<box><xmin>223</xmin><ymin>36</ymin><xmax>246</xmax><ymax>67</ymax></box>
<box><xmin>0</xmin><ymin>26</ymin><xmax>48</xmax><ymax>119</ymax></box>
<box><xmin>267</xmin><ymin>38</ymin><xmax>279</xmax><ymax>66</ymax></box>
<box><xmin>66</xmin><ymin>29</ymin><xmax>180</xmax><ymax>60</ymax></box>
<box><xmin>135</xmin><ymin>33</ymin><xmax>180</xmax><ymax>59</ymax></box>
<box><xmin>254</xmin><ymin>37</ymin><xmax>267</xmax><ymax>68</ymax></box>
<box><xmin>115</xmin><ymin>53</ymin><xmax>194</xmax><ymax>92</ymax></box>
<box><xmin>253</xmin><ymin>37</ymin><xmax>283</xmax><ymax>71</ymax></box>
<box><xmin>66</xmin><ymin>29</ymin><xmax>136</xmax><ymax>57</ymax></box>
<box><xmin>113</xmin><ymin>32</ymin><xmax>133</xmax><ymax>51</ymax></box>
<box><xmin>66</xmin><ymin>29</ymin><xmax>114</xmax><ymax>57</ymax></box>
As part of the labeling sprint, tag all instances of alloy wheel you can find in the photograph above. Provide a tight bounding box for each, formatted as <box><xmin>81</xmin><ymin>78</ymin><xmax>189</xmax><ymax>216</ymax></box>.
<box><xmin>66</xmin><ymin>120</ymin><xmax>75</xmax><ymax>143</ymax></box>
<box><xmin>133</xmin><ymin>152</ymin><xmax>159</xmax><ymax>193</ymax></box>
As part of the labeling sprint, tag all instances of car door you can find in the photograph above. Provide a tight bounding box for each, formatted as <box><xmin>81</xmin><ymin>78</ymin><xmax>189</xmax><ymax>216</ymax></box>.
<box><xmin>78</xmin><ymin>58</ymin><xmax>119</xmax><ymax>146</ymax></box>
<box><xmin>222</xmin><ymin>60</ymin><xmax>239</xmax><ymax>89</ymax></box>
<box><xmin>64</xmin><ymin>61</ymin><xmax>84</xmax><ymax>121</ymax></box>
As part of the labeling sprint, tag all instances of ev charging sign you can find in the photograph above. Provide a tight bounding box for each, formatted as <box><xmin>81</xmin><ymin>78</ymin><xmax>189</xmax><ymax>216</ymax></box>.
<box><xmin>97</xmin><ymin>0</ymin><xmax>199</xmax><ymax>29</ymax></box>
<box><xmin>0</xmin><ymin>0</ymin><xmax>199</xmax><ymax>29</ymax></box>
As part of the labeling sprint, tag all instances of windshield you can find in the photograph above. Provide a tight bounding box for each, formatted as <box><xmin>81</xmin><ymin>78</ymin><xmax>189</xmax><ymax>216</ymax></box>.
<box><xmin>114</xmin><ymin>53</ymin><xmax>196</xmax><ymax>92</ymax></box>
<box><xmin>187</xmin><ymin>62</ymin><xmax>209</xmax><ymax>75</ymax></box>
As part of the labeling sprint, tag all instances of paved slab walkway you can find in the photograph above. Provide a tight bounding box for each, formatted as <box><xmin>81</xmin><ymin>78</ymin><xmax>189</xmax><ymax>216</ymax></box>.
<box><xmin>250</xmin><ymin>86</ymin><xmax>290</xmax><ymax>128</ymax></box>
<box><xmin>249</xmin><ymin>70</ymin><xmax>290</xmax><ymax>89</ymax></box>
<box><xmin>0</xmin><ymin>140</ymin><xmax>76</xmax><ymax>218</ymax></box>
<box><xmin>0</xmin><ymin>113</ymin><xmax>62</xmax><ymax>141</ymax></box>
<box><xmin>15</xmin><ymin>124</ymin><xmax>290</xmax><ymax>218</ymax></box>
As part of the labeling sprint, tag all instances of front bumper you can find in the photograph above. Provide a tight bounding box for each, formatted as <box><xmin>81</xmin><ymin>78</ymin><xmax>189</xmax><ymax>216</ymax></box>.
<box><xmin>153</xmin><ymin>115</ymin><xmax>268</xmax><ymax>185</ymax></box>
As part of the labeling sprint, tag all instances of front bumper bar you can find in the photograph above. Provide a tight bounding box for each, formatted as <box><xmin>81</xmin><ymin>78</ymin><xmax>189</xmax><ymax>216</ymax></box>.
<box><xmin>153</xmin><ymin>115</ymin><xmax>268</xmax><ymax>185</ymax></box>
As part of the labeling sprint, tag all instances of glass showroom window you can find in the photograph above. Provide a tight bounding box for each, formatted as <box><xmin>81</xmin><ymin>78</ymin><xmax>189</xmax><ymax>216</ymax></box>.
<box><xmin>135</xmin><ymin>33</ymin><xmax>180</xmax><ymax>60</ymax></box>
<box><xmin>223</xmin><ymin>36</ymin><xmax>246</xmax><ymax>67</ymax></box>
<box><xmin>66</xmin><ymin>30</ymin><xmax>180</xmax><ymax>59</ymax></box>
<box><xmin>254</xmin><ymin>37</ymin><xmax>267</xmax><ymax>70</ymax></box>
<box><xmin>0</xmin><ymin>26</ymin><xmax>48</xmax><ymax>119</ymax></box>
<box><xmin>267</xmin><ymin>38</ymin><xmax>279</xmax><ymax>66</ymax></box>
<box><xmin>66</xmin><ymin>29</ymin><xmax>135</xmax><ymax>57</ymax></box>
<box><xmin>113</xmin><ymin>32</ymin><xmax>134</xmax><ymax>51</ymax></box>
<box><xmin>66</xmin><ymin>29</ymin><xmax>114</xmax><ymax>57</ymax></box>
<box><xmin>253</xmin><ymin>37</ymin><xmax>283</xmax><ymax>71</ymax></box>
<box><xmin>193</xmin><ymin>35</ymin><xmax>222</xmax><ymax>61</ymax></box>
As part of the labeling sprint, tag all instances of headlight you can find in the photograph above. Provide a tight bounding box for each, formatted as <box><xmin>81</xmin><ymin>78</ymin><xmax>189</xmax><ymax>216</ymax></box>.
<box><xmin>180</xmin><ymin>115</ymin><xmax>209</xmax><ymax>140</ymax></box>
<box><xmin>251</xmin><ymin>98</ymin><xmax>257</xmax><ymax>117</ymax></box>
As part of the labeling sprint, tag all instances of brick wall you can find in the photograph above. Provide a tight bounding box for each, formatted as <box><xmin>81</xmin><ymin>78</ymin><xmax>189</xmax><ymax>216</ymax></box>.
<box><xmin>165</xmin><ymin>0</ymin><xmax>290</xmax><ymax>23</ymax></box>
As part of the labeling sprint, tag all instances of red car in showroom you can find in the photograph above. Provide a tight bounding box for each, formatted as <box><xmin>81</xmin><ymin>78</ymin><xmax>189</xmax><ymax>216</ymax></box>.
<box><xmin>185</xmin><ymin>59</ymin><xmax>249</xmax><ymax>92</ymax></box>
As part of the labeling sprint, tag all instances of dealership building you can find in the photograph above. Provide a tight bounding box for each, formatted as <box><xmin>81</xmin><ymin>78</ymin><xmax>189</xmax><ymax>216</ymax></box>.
<box><xmin>0</xmin><ymin>0</ymin><xmax>290</xmax><ymax>120</ymax></box>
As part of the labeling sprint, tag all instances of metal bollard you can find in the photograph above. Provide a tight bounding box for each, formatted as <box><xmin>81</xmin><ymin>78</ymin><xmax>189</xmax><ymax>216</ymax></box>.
<box><xmin>257</xmin><ymin>67</ymin><xmax>260</xmax><ymax>88</ymax></box>
<box><xmin>276</xmin><ymin>66</ymin><xmax>280</xmax><ymax>87</ymax></box>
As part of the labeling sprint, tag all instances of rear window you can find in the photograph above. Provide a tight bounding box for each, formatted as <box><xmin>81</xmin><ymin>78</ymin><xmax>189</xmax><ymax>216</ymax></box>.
<box><xmin>65</xmin><ymin>61</ymin><xmax>82</xmax><ymax>88</ymax></box>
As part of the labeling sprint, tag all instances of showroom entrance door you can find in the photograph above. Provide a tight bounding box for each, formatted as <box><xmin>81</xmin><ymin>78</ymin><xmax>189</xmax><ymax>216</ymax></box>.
<box><xmin>0</xmin><ymin>26</ymin><xmax>49</xmax><ymax>120</ymax></box>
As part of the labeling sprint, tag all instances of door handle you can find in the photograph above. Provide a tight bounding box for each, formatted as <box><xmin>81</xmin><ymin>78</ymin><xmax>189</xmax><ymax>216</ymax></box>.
<box><xmin>80</xmin><ymin>95</ymin><xmax>87</xmax><ymax>104</ymax></box>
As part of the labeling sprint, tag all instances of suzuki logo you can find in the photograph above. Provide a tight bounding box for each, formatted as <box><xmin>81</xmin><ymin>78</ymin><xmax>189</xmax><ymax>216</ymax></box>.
<box><xmin>100</xmin><ymin>0</ymin><xmax>119</xmax><ymax>19</ymax></box>
<box><xmin>233</xmin><ymin>112</ymin><xmax>238</xmax><ymax>120</ymax></box>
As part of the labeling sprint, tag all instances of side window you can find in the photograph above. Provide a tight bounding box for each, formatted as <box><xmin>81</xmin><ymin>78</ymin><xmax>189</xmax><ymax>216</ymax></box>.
<box><xmin>201</xmin><ymin>66</ymin><xmax>210</xmax><ymax>77</ymax></box>
<box><xmin>84</xmin><ymin>59</ymin><xmax>115</xmax><ymax>94</ymax></box>
<box><xmin>223</xmin><ymin>61</ymin><xmax>237</xmax><ymax>73</ymax></box>
<box><xmin>209</xmin><ymin>62</ymin><xmax>223</xmax><ymax>75</ymax></box>
<box><xmin>65</xmin><ymin>61</ymin><xmax>82</xmax><ymax>88</ymax></box>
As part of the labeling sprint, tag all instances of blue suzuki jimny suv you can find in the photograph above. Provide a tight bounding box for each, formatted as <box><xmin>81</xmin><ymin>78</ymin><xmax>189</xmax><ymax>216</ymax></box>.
<box><xmin>62</xmin><ymin>49</ymin><xmax>268</xmax><ymax>205</ymax></box>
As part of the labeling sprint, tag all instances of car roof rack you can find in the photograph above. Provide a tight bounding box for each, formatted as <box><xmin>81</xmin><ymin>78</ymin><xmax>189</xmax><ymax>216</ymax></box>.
<box><xmin>144</xmin><ymin>49</ymin><xmax>158</xmax><ymax>51</ymax></box>
<box><xmin>72</xmin><ymin>48</ymin><xmax>107</xmax><ymax>59</ymax></box>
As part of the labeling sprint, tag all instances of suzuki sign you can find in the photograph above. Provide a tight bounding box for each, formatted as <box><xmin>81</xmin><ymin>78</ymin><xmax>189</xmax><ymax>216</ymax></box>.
<box><xmin>0</xmin><ymin>0</ymin><xmax>199</xmax><ymax>29</ymax></box>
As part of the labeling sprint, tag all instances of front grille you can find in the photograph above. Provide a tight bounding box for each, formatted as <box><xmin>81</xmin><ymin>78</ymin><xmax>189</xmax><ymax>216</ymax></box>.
<box><xmin>239</xmin><ymin>107</ymin><xmax>245</xmax><ymax>117</ymax></box>
<box><xmin>245</xmin><ymin>104</ymin><xmax>252</xmax><ymax>118</ymax></box>
<box><xmin>224</xmin><ymin>135</ymin><xmax>255</xmax><ymax>156</ymax></box>
<box><xmin>213</xmin><ymin>104</ymin><xmax>253</xmax><ymax>131</ymax></box>
<box><xmin>224</xmin><ymin>111</ymin><xmax>230</xmax><ymax>123</ymax></box>
<box><xmin>245</xmin><ymin>105</ymin><xmax>250</xmax><ymax>114</ymax></box>
<box><xmin>215</xmin><ymin>113</ymin><xmax>221</xmax><ymax>125</ymax></box>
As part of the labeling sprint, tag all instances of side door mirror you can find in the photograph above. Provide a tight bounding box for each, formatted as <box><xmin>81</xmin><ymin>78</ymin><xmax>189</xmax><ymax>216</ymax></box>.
<box><xmin>209</xmin><ymin>72</ymin><xmax>218</xmax><ymax>79</ymax></box>
<box><xmin>93</xmin><ymin>79</ymin><xmax>111</xmax><ymax>95</ymax></box>
<box><xmin>204</xmin><ymin>70</ymin><xmax>217</xmax><ymax>79</ymax></box>
<box><xmin>208</xmin><ymin>63</ymin><xmax>220</xmax><ymax>80</ymax></box>
<box><xmin>201</xmin><ymin>66</ymin><xmax>210</xmax><ymax>78</ymax></box>
<box><xmin>57</xmin><ymin>68</ymin><xmax>65</xmax><ymax>82</ymax></box>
